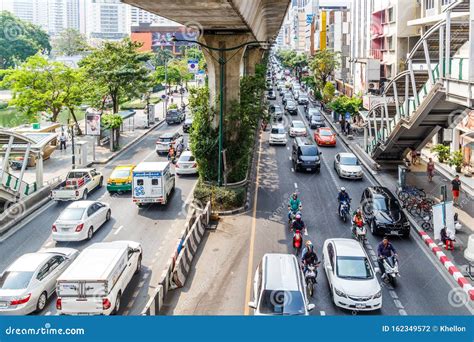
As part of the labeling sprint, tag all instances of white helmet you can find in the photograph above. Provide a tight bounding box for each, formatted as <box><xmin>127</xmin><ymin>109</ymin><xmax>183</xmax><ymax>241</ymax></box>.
<box><xmin>341</xmin><ymin>187</ymin><xmax>346</xmax><ymax>192</ymax></box>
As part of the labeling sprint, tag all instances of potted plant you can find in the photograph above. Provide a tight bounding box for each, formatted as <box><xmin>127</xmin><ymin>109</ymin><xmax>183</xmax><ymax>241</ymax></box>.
<box><xmin>431</xmin><ymin>144</ymin><xmax>450</xmax><ymax>163</ymax></box>
<box><xmin>448</xmin><ymin>150</ymin><xmax>464</xmax><ymax>173</ymax></box>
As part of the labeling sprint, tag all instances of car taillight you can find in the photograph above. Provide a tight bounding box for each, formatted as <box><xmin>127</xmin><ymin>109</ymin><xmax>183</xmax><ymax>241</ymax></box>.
<box><xmin>75</xmin><ymin>223</ymin><xmax>84</xmax><ymax>232</ymax></box>
<box><xmin>52</xmin><ymin>224</ymin><xmax>57</xmax><ymax>232</ymax></box>
<box><xmin>56</xmin><ymin>297</ymin><xmax>62</xmax><ymax>310</ymax></box>
<box><xmin>10</xmin><ymin>293</ymin><xmax>31</xmax><ymax>306</ymax></box>
<box><xmin>102</xmin><ymin>298</ymin><xmax>111</xmax><ymax>310</ymax></box>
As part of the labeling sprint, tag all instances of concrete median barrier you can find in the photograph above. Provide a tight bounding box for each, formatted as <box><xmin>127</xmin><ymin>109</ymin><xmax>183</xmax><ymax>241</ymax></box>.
<box><xmin>141</xmin><ymin>201</ymin><xmax>211</xmax><ymax>315</ymax></box>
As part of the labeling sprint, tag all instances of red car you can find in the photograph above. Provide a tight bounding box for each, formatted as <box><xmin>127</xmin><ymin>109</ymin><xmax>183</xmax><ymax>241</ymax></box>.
<box><xmin>314</xmin><ymin>127</ymin><xmax>336</xmax><ymax>146</ymax></box>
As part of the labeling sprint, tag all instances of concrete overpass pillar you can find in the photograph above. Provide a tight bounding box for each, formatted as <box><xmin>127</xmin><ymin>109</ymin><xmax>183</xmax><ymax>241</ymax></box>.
<box><xmin>245</xmin><ymin>47</ymin><xmax>264</xmax><ymax>75</ymax></box>
<box><xmin>199</xmin><ymin>34</ymin><xmax>254</xmax><ymax>118</ymax></box>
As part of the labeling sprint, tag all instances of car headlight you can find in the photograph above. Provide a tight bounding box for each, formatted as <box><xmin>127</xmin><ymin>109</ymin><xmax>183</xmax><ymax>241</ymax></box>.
<box><xmin>334</xmin><ymin>288</ymin><xmax>347</xmax><ymax>298</ymax></box>
<box><xmin>403</xmin><ymin>222</ymin><xmax>410</xmax><ymax>227</ymax></box>
<box><xmin>373</xmin><ymin>290</ymin><xmax>382</xmax><ymax>299</ymax></box>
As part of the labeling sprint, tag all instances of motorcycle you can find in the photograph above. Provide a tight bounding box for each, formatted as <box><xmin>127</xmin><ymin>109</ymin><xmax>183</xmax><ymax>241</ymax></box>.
<box><xmin>338</xmin><ymin>200</ymin><xmax>350</xmax><ymax>222</ymax></box>
<box><xmin>288</xmin><ymin>205</ymin><xmax>302</xmax><ymax>227</ymax></box>
<box><xmin>382</xmin><ymin>256</ymin><xmax>400</xmax><ymax>287</ymax></box>
<box><xmin>352</xmin><ymin>220</ymin><xmax>367</xmax><ymax>244</ymax></box>
<box><xmin>304</xmin><ymin>262</ymin><xmax>320</xmax><ymax>297</ymax></box>
<box><xmin>292</xmin><ymin>228</ymin><xmax>303</xmax><ymax>256</ymax></box>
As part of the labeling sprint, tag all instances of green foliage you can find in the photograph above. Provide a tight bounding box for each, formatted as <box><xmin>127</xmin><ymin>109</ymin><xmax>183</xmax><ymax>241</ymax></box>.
<box><xmin>194</xmin><ymin>181</ymin><xmax>246</xmax><ymax>211</ymax></box>
<box><xmin>102</xmin><ymin>113</ymin><xmax>123</xmax><ymax>129</ymax></box>
<box><xmin>309</xmin><ymin>50</ymin><xmax>341</xmax><ymax>91</ymax></box>
<box><xmin>52</xmin><ymin>28</ymin><xmax>89</xmax><ymax>56</ymax></box>
<box><xmin>79</xmin><ymin>38</ymin><xmax>152</xmax><ymax>114</ymax></box>
<box><xmin>431</xmin><ymin>144</ymin><xmax>450</xmax><ymax>162</ymax></box>
<box><xmin>276</xmin><ymin>49</ymin><xmax>297</xmax><ymax>68</ymax></box>
<box><xmin>323</xmin><ymin>82</ymin><xmax>336</xmax><ymax>103</ymax></box>
<box><xmin>329</xmin><ymin>95</ymin><xmax>363</xmax><ymax>117</ymax></box>
<box><xmin>0</xmin><ymin>101</ymin><xmax>7</xmax><ymax>110</ymax></box>
<box><xmin>0</xmin><ymin>11</ymin><xmax>51</xmax><ymax>69</ymax></box>
<box><xmin>153</xmin><ymin>48</ymin><xmax>174</xmax><ymax>67</ymax></box>
<box><xmin>1</xmin><ymin>55</ymin><xmax>84</xmax><ymax>121</ymax></box>
<box><xmin>448</xmin><ymin>150</ymin><xmax>464</xmax><ymax>168</ymax></box>
<box><xmin>314</xmin><ymin>89</ymin><xmax>323</xmax><ymax>101</ymax></box>
<box><xmin>154</xmin><ymin>64</ymin><xmax>181</xmax><ymax>88</ymax></box>
<box><xmin>168</xmin><ymin>103</ymin><xmax>178</xmax><ymax>110</ymax></box>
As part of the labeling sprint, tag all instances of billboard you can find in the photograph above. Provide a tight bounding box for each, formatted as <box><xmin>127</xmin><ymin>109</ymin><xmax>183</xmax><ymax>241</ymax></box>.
<box><xmin>85</xmin><ymin>112</ymin><xmax>101</xmax><ymax>136</ymax></box>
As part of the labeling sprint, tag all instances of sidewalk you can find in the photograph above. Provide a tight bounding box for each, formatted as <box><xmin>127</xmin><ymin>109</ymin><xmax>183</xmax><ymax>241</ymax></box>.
<box><xmin>318</xmin><ymin>102</ymin><xmax>474</xmax><ymax>287</ymax></box>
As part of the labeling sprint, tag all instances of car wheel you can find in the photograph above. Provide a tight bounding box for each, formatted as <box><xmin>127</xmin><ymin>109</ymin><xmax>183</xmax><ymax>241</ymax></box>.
<box><xmin>112</xmin><ymin>292</ymin><xmax>121</xmax><ymax>315</ymax></box>
<box><xmin>135</xmin><ymin>254</ymin><xmax>142</xmax><ymax>274</ymax></box>
<box><xmin>370</xmin><ymin>221</ymin><xmax>377</xmax><ymax>235</ymax></box>
<box><xmin>106</xmin><ymin>209</ymin><xmax>111</xmax><ymax>221</ymax></box>
<box><xmin>87</xmin><ymin>227</ymin><xmax>94</xmax><ymax>240</ymax></box>
<box><xmin>35</xmin><ymin>292</ymin><xmax>47</xmax><ymax>312</ymax></box>
<box><xmin>82</xmin><ymin>189</ymin><xmax>88</xmax><ymax>200</ymax></box>
<box><xmin>99</xmin><ymin>177</ymin><xmax>103</xmax><ymax>188</ymax></box>
<box><xmin>402</xmin><ymin>231</ymin><xmax>410</xmax><ymax>238</ymax></box>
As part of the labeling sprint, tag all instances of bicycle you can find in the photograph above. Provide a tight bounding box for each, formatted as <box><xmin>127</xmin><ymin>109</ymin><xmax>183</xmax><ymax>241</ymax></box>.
<box><xmin>397</xmin><ymin>186</ymin><xmax>426</xmax><ymax>201</ymax></box>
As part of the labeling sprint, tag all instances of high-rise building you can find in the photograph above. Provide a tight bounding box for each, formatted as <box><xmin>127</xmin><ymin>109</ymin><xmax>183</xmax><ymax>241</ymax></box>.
<box><xmin>80</xmin><ymin>0</ymin><xmax>130</xmax><ymax>41</ymax></box>
<box><xmin>130</xmin><ymin>6</ymin><xmax>180</xmax><ymax>26</ymax></box>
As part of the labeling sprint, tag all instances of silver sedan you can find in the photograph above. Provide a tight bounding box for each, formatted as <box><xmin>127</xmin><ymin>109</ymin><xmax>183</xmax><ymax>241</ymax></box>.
<box><xmin>334</xmin><ymin>152</ymin><xmax>364</xmax><ymax>179</ymax></box>
<box><xmin>0</xmin><ymin>248</ymin><xmax>78</xmax><ymax>315</ymax></box>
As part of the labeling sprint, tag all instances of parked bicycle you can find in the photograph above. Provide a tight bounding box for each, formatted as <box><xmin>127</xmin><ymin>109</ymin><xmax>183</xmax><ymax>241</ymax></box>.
<box><xmin>397</xmin><ymin>186</ymin><xmax>426</xmax><ymax>202</ymax></box>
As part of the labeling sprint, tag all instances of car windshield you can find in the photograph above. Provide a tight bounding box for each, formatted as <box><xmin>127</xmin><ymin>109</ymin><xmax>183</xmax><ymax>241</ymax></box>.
<box><xmin>311</xmin><ymin>115</ymin><xmax>322</xmax><ymax>121</ymax></box>
<box><xmin>167</xmin><ymin>111</ymin><xmax>179</xmax><ymax>116</ymax></box>
<box><xmin>372</xmin><ymin>196</ymin><xmax>399</xmax><ymax>211</ymax></box>
<box><xmin>336</xmin><ymin>256</ymin><xmax>374</xmax><ymax>279</ymax></box>
<box><xmin>287</xmin><ymin>101</ymin><xmax>296</xmax><ymax>106</ymax></box>
<box><xmin>259</xmin><ymin>290</ymin><xmax>306</xmax><ymax>315</ymax></box>
<box><xmin>179</xmin><ymin>155</ymin><xmax>195</xmax><ymax>162</ymax></box>
<box><xmin>292</xmin><ymin>122</ymin><xmax>305</xmax><ymax>128</ymax></box>
<box><xmin>59</xmin><ymin>208</ymin><xmax>85</xmax><ymax>220</ymax></box>
<box><xmin>111</xmin><ymin>169</ymin><xmax>131</xmax><ymax>178</ymax></box>
<box><xmin>320</xmin><ymin>130</ymin><xmax>333</xmax><ymax>137</ymax></box>
<box><xmin>340</xmin><ymin>156</ymin><xmax>360</xmax><ymax>165</ymax></box>
<box><xmin>0</xmin><ymin>271</ymin><xmax>33</xmax><ymax>290</ymax></box>
<box><xmin>271</xmin><ymin>128</ymin><xmax>286</xmax><ymax>134</ymax></box>
<box><xmin>300</xmin><ymin>146</ymin><xmax>318</xmax><ymax>156</ymax></box>
<box><xmin>309</xmin><ymin>109</ymin><xmax>320</xmax><ymax>115</ymax></box>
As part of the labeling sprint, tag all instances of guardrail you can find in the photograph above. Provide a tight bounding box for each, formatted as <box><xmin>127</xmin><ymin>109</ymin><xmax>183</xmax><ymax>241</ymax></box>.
<box><xmin>142</xmin><ymin>201</ymin><xmax>211</xmax><ymax>315</ymax></box>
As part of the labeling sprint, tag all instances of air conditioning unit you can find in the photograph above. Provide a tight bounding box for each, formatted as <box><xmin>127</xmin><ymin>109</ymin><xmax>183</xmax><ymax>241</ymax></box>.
<box><xmin>368</xmin><ymin>82</ymin><xmax>380</xmax><ymax>90</ymax></box>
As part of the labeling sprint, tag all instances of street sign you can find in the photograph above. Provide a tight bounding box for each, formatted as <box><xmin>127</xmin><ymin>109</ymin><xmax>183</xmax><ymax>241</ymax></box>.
<box><xmin>188</xmin><ymin>59</ymin><xmax>199</xmax><ymax>74</ymax></box>
<box><xmin>306</xmin><ymin>14</ymin><xmax>314</xmax><ymax>25</ymax></box>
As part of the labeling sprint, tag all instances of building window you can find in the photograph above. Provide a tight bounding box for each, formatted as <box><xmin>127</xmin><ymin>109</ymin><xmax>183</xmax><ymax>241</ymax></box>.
<box><xmin>425</xmin><ymin>0</ymin><xmax>435</xmax><ymax>9</ymax></box>
<box><xmin>441</xmin><ymin>0</ymin><xmax>453</xmax><ymax>5</ymax></box>
<box><xmin>387</xmin><ymin>7</ymin><xmax>394</xmax><ymax>23</ymax></box>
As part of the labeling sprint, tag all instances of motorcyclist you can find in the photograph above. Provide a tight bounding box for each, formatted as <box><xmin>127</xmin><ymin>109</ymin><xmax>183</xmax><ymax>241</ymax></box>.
<box><xmin>288</xmin><ymin>192</ymin><xmax>302</xmax><ymax>221</ymax></box>
<box><xmin>301</xmin><ymin>241</ymin><xmax>319</xmax><ymax>274</ymax></box>
<box><xmin>291</xmin><ymin>213</ymin><xmax>306</xmax><ymax>233</ymax></box>
<box><xmin>351</xmin><ymin>208</ymin><xmax>364</xmax><ymax>235</ymax></box>
<box><xmin>176</xmin><ymin>141</ymin><xmax>184</xmax><ymax>156</ymax></box>
<box><xmin>337</xmin><ymin>187</ymin><xmax>351</xmax><ymax>215</ymax></box>
<box><xmin>377</xmin><ymin>237</ymin><xmax>398</xmax><ymax>278</ymax></box>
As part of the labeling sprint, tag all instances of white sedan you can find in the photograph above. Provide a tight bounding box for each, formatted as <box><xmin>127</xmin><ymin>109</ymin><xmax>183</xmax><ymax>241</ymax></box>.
<box><xmin>289</xmin><ymin>120</ymin><xmax>308</xmax><ymax>137</ymax></box>
<box><xmin>334</xmin><ymin>152</ymin><xmax>363</xmax><ymax>179</ymax></box>
<box><xmin>0</xmin><ymin>248</ymin><xmax>78</xmax><ymax>315</ymax></box>
<box><xmin>52</xmin><ymin>201</ymin><xmax>111</xmax><ymax>242</ymax></box>
<box><xmin>323</xmin><ymin>239</ymin><xmax>382</xmax><ymax>311</ymax></box>
<box><xmin>175</xmin><ymin>150</ymin><xmax>198</xmax><ymax>175</ymax></box>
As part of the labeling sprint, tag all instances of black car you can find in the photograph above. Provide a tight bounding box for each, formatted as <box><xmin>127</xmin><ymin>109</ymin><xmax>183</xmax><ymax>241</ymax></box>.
<box><xmin>306</xmin><ymin>108</ymin><xmax>320</xmax><ymax>121</ymax></box>
<box><xmin>182</xmin><ymin>118</ymin><xmax>193</xmax><ymax>133</ymax></box>
<box><xmin>166</xmin><ymin>109</ymin><xmax>185</xmax><ymax>124</ymax></box>
<box><xmin>285</xmin><ymin>100</ymin><xmax>298</xmax><ymax>115</ymax></box>
<box><xmin>267</xmin><ymin>91</ymin><xmax>277</xmax><ymax>100</ymax></box>
<box><xmin>291</xmin><ymin>137</ymin><xmax>321</xmax><ymax>173</ymax></box>
<box><xmin>310</xmin><ymin>114</ymin><xmax>325</xmax><ymax>129</ymax></box>
<box><xmin>360</xmin><ymin>187</ymin><xmax>411</xmax><ymax>238</ymax></box>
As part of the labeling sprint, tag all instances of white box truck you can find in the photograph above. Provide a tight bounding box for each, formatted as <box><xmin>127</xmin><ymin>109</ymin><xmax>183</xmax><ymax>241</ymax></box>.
<box><xmin>56</xmin><ymin>241</ymin><xmax>142</xmax><ymax>315</ymax></box>
<box><xmin>132</xmin><ymin>162</ymin><xmax>175</xmax><ymax>206</ymax></box>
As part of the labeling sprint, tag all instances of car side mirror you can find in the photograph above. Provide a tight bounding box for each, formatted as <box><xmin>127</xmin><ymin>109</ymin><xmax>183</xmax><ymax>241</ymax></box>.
<box><xmin>326</xmin><ymin>264</ymin><xmax>332</xmax><ymax>271</ymax></box>
<box><xmin>307</xmin><ymin>304</ymin><xmax>315</xmax><ymax>312</ymax></box>
<box><xmin>132</xmin><ymin>248</ymin><xmax>141</xmax><ymax>254</ymax></box>
<box><xmin>319</xmin><ymin>152</ymin><xmax>322</xmax><ymax>155</ymax></box>
<box><xmin>248</xmin><ymin>301</ymin><xmax>256</xmax><ymax>309</ymax></box>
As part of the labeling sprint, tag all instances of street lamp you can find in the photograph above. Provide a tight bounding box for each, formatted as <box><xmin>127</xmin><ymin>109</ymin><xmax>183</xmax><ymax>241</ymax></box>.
<box><xmin>171</xmin><ymin>35</ymin><xmax>269</xmax><ymax>186</ymax></box>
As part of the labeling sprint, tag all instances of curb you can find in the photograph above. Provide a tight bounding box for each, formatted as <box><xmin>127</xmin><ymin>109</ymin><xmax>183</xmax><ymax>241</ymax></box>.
<box><xmin>418</xmin><ymin>229</ymin><xmax>474</xmax><ymax>301</ymax></box>
<box><xmin>87</xmin><ymin>119</ymin><xmax>165</xmax><ymax>166</ymax></box>
<box><xmin>213</xmin><ymin>205</ymin><xmax>248</xmax><ymax>216</ymax></box>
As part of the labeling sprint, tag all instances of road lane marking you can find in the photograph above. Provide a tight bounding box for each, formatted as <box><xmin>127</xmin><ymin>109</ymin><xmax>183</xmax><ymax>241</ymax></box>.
<box><xmin>291</xmin><ymin>168</ymin><xmax>294</xmax><ymax>173</ymax></box>
<box><xmin>289</xmin><ymin>156</ymin><xmax>291</xmax><ymax>160</ymax></box>
<box><xmin>114</xmin><ymin>225</ymin><xmax>124</xmax><ymax>235</ymax></box>
<box><xmin>244</xmin><ymin>134</ymin><xmax>263</xmax><ymax>315</ymax></box>
<box><xmin>45</xmin><ymin>311</ymin><xmax>52</xmax><ymax>316</ymax></box>
<box><xmin>294</xmin><ymin>183</ymin><xmax>298</xmax><ymax>189</ymax></box>
<box><xmin>393</xmin><ymin>299</ymin><xmax>404</xmax><ymax>309</ymax></box>
<box><xmin>44</xmin><ymin>241</ymin><xmax>54</xmax><ymax>247</ymax></box>
<box><xmin>399</xmin><ymin>309</ymin><xmax>407</xmax><ymax>315</ymax></box>
<box><xmin>320</xmin><ymin>311</ymin><xmax>326</xmax><ymax>316</ymax></box>
<box><xmin>389</xmin><ymin>290</ymin><xmax>398</xmax><ymax>299</ymax></box>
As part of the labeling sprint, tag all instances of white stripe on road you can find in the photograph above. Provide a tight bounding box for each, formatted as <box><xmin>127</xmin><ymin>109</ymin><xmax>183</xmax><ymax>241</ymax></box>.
<box><xmin>294</xmin><ymin>183</ymin><xmax>298</xmax><ymax>189</ymax></box>
<box><xmin>44</xmin><ymin>241</ymin><xmax>54</xmax><ymax>247</ymax></box>
<box><xmin>114</xmin><ymin>225</ymin><xmax>124</xmax><ymax>235</ymax></box>
<box><xmin>389</xmin><ymin>290</ymin><xmax>398</xmax><ymax>299</ymax></box>
<box><xmin>399</xmin><ymin>309</ymin><xmax>408</xmax><ymax>315</ymax></box>
<box><xmin>291</xmin><ymin>168</ymin><xmax>295</xmax><ymax>173</ymax></box>
<box><xmin>320</xmin><ymin>311</ymin><xmax>326</xmax><ymax>316</ymax></box>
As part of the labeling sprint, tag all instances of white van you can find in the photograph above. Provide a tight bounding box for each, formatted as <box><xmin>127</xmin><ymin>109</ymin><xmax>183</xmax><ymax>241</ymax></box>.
<box><xmin>56</xmin><ymin>241</ymin><xmax>142</xmax><ymax>315</ymax></box>
<box><xmin>248</xmin><ymin>253</ymin><xmax>315</xmax><ymax>315</ymax></box>
<box><xmin>132</xmin><ymin>162</ymin><xmax>175</xmax><ymax>206</ymax></box>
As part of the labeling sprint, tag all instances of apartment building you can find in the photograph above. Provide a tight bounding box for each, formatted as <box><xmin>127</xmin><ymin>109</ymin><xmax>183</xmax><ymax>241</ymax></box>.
<box><xmin>326</xmin><ymin>7</ymin><xmax>351</xmax><ymax>86</ymax></box>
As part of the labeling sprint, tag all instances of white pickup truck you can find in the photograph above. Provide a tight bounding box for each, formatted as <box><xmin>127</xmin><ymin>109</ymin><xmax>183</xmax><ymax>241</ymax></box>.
<box><xmin>51</xmin><ymin>168</ymin><xmax>103</xmax><ymax>201</ymax></box>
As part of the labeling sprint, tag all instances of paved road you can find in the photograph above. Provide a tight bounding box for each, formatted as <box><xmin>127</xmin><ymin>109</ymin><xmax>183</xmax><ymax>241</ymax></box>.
<box><xmin>164</xmin><ymin>87</ymin><xmax>474</xmax><ymax>316</ymax></box>
<box><xmin>0</xmin><ymin>121</ymin><xmax>198</xmax><ymax>316</ymax></box>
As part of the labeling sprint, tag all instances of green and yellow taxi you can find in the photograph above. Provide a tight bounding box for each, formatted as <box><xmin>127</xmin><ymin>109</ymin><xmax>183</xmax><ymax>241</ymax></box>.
<box><xmin>107</xmin><ymin>165</ymin><xmax>135</xmax><ymax>193</ymax></box>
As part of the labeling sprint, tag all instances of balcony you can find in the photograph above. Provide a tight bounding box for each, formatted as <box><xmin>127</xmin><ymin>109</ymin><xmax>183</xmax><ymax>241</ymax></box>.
<box><xmin>370</xmin><ymin>49</ymin><xmax>383</xmax><ymax>60</ymax></box>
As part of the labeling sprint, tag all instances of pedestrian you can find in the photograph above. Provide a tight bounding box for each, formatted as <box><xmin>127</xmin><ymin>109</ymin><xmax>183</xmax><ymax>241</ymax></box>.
<box><xmin>345</xmin><ymin>120</ymin><xmax>351</xmax><ymax>135</ymax></box>
<box><xmin>440</xmin><ymin>227</ymin><xmax>455</xmax><ymax>250</ymax></box>
<box><xmin>167</xmin><ymin>144</ymin><xmax>175</xmax><ymax>162</ymax></box>
<box><xmin>59</xmin><ymin>133</ymin><xmax>67</xmax><ymax>151</ymax></box>
<box><xmin>411</xmin><ymin>149</ymin><xmax>418</xmax><ymax>165</ymax></box>
<box><xmin>340</xmin><ymin>119</ymin><xmax>346</xmax><ymax>135</ymax></box>
<box><xmin>427</xmin><ymin>157</ymin><xmax>435</xmax><ymax>182</ymax></box>
<box><xmin>451</xmin><ymin>175</ymin><xmax>461</xmax><ymax>206</ymax></box>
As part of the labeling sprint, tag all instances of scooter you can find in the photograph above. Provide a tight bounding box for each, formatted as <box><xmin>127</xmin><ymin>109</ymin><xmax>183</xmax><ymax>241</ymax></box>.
<box><xmin>288</xmin><ymin>205</ymin><xmax>302</xmax><ymax>227</ymax></box>
<box><xmin>352</xmin><ymin>221</ymin><xmax>367</xmax><ymax>244</ymax></box>
<box><xmin>338</xmin><ymin>200</ymin><xmax>350</xmax><ymax>223</ymax></box>
<box><xmin>304</xmin><ymin>262</ymin><xmax>320</xmax><ymax>297</ymax></box>
<box><xmin>292</xmin><ymin>228</ymin><xmax>303</xmax><ymax>256</ymax></box>
<box><xmin>382</xmin><ymin>256</ymin><xmax>400</xmax><ymax>287</ymax></box>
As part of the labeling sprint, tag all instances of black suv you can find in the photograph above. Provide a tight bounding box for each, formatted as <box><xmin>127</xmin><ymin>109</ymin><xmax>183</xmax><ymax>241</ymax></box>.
<box><xmin>291</xmin><ymin>137</ymin><xmax>321</xmax><ymax>173</ymax></box>
<box><xmin>360</xmin><ymin>187</ymin><xmax>410</xmax><ymax>238</ymax></box>
<box><xmin>166</xmin><ymin>109</ymin><xmax>185</xmax><ymax>124</ymax></box>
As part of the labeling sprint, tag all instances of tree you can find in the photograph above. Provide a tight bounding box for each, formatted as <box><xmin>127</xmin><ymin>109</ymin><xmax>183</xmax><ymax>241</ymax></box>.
<box><xmin>153</xmin><ymin>48</ymin><xmax>174</xmax><ymax>68</ymax></box>
<box><xmin>102</xmin><ymin>113</ymin><xmax>123</xmax><ymax>151</ymax></box>
<box><xmin>323</xmin><ymin>82</ymin><xmax>335</xmax><ymax>103</ymax></box>
<box><xmin>79</xmin><ymin>38</ymin><xmax>152</xmax><ymax>114</ymax></box>
<box><xmin>1</xmin><ymin>55</ymin><xmax>84</xmax><ymax>123</ymax></box>
<box><xmin>52</xmin><ymin>28</ymin><xmax>88</xmax><ymax>56</ymax></box>
<box><xmin>0</xmin><ymin>11</ymin><xmax>51</xmax><ymax>69</ymax></box>
<box><xmin>309</xmin><ymin>50</ymin><xmax>340</xmax><ymax>91</ymax></box>
<box><xmin>154</xmin><ymin>64</ymin><xmax>181</xmax><ymax>90</ymax></box>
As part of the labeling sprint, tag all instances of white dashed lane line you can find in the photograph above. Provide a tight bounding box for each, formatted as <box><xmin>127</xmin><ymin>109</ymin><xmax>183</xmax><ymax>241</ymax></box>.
<box><xmin>294</xmin><ymin>183</ymin><xmax>298</xmax><ymax>189</ymax></box>
<box><xmin>113</xmin><ymin>225</ymin><xmax>124</xmax><ymax>235</ymax></box>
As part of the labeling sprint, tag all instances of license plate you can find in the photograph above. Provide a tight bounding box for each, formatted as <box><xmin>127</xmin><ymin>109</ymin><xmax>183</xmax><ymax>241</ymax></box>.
<box><xmin>0</xmin><ymin>302</ymin><xmax>8</xmax><ymax>307</ymax></box>
<box><xmin>355</xmin><ymin>304</ymin><xmax>366</xmax><ymax>309</ymax></box>
<box><xmin>306</xmin><ymin>168</ymin><xmax>312</xmax><ymax>171</ymax></box>
<box><xmin>62</xmin><ymin>228</ymin><xmax>71</xmax><ymax>232</ymax></box>
<box><xmin>390</xmin><ymin>230</ymin><xmax>399</xmax><ymax>235</ymax></box>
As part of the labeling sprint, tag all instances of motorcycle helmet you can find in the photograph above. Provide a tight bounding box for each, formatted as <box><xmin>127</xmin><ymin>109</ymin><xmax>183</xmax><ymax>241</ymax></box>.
<box><xmin>305</xmin><ymin>240</ymin><xmax>313</xmax><ymax>248</ymax></box>
<box><xmin>340</xmin><ymin>187</ymin><xmax>346</xmax><ymax>192</ymax></box>
<box><xmin>295</xmin><ymin>214</ymin><xmax>301</xmax><ymax>220</ymax></box>
<box><xmin>292</xmin><ymin>192</ymin><xmax>298</xmax><ymax>199</ymax></box>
